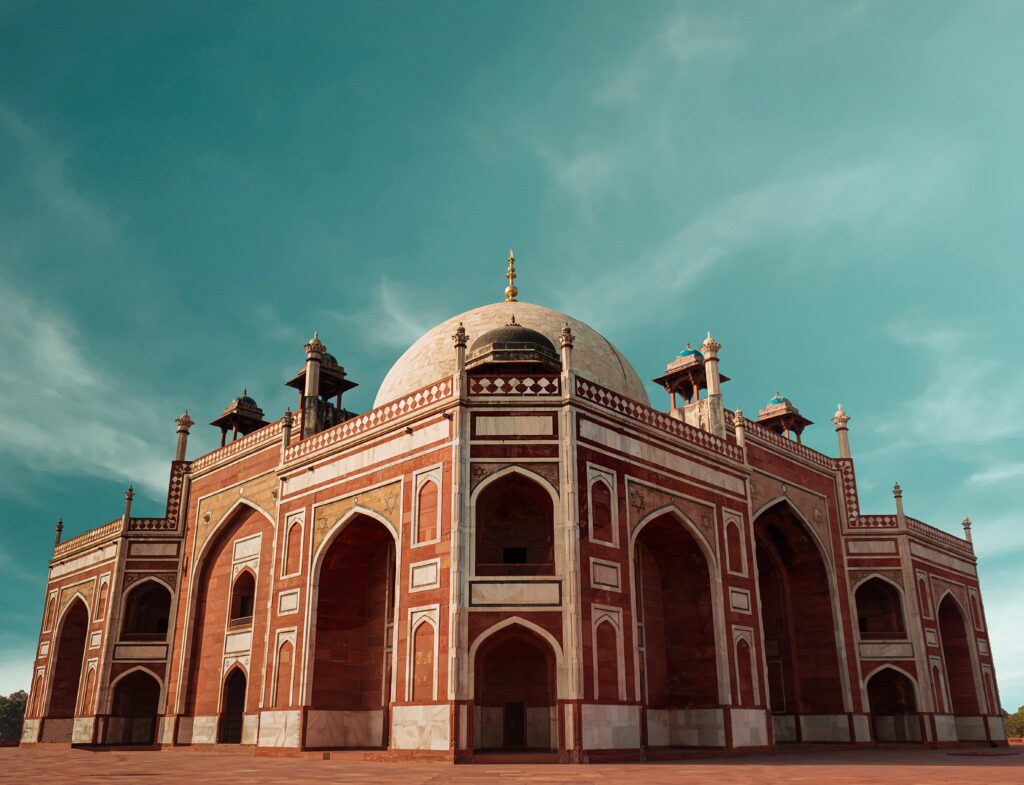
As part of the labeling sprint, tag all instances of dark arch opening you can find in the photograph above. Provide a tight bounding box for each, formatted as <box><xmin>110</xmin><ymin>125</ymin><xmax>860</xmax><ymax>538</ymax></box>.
<box><xmin>855</xmin><ymin>578</ymin><xmax>906</xmax><ymax>639</ymax></box>
<box><xmin>120</xmin><ymin>581</ymin><xmax>172</xmax><ymax>640</ymax></box>
<box><xmin>219</xmin><ymin>668</ymin><xmax>247</xmax><ymax>744</ymax></box>
<box><xmin>634</xmin><ymin>512</ymin><xmax>719</xmax><ymax>719</ymax></box>
<box><xmin>755</xmin><ymin>501</ymin><xmax>844</xmax><ymax>742</ymax></box>
<box><xmin>108</xmin><ymin>670</ymin><xmax>161</xmax><ymax>745</ymax></box>
<box><xmin>474</xmin><ymin>625</ymin><xmax>557</xmax><ymax>752</ymax></box>
<box><xmin>867</xmin><ymin>668</ymin><xmax>921</xmax><ymax>742</ymax></box>
<box><xmin>310</xmin><ymin>514</ymin><xmax>396</xmax><ymax>749</ymax></box>
<box><xmin>475</xmin><ymin>473</ymin><xmax>554</xmax><ymax>576</ymax></box>
<box><xmin>47</xmin><ymin>599</ymin><xmax>89</xmax><ymax>720</ymax></box>
<box><xmin>938</xmin><ymin>596</ymin><xmax>979</xmax><ymax>716</ymax></box>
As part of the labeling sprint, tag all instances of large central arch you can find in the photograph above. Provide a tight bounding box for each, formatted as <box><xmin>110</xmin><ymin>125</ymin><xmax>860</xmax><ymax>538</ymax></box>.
<box><xmin>108</xmin><ymin>668</ymin><xmax>162</xmax><ymax>745</ymax></box>
<box><xmin>41</xmin><ymin>597</ymin><xmax>89</xmax><ymax>742</ymax></box>
<box><xmin>630</xmin><ymin>506</ymin><xmax>728</xmax><ymax>749</ymax></box>
<box><xmin>306</xmin><ymin>510</ymin><xmax>398</xmax><ymax>749</ymax></box>
<box><xmin>754</xmin><ymin>499</ymin><xmax>846</xmax><ymax>742</ymax></box>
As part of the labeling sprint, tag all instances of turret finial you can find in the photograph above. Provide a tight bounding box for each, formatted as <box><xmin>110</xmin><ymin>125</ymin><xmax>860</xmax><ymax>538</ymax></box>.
<box><xmin>504</xmin><ymin>249</ymin><xmax>518</xmax><ymax>302</ymax></box>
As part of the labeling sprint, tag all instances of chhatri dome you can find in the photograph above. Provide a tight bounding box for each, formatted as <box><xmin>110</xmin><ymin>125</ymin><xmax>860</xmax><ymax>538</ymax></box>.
<box><xmin>374</xmin><ymin>251</ymin><xmax>650</xmax><ymax>407</ymax></box>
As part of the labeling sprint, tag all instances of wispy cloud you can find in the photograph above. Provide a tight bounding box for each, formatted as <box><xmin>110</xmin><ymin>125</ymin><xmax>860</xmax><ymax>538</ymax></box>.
<box><xmin>560</xmin><ymin>143</ymin><xmax>970</xmax><ymax>328</ymax></box>
<box><xmin>597</xmin><ymin>13</ymin><xmax>743</xmax><ymax>104</ymax></box>
<box><xmin>969</xmin><ymin>462</ymin><xmax>1024</xmax><ymax>487</ymax></box>
<box><xmin>333</xmin><ymin>276</ymin><xmax>441</xmax><ymax>352</ymax></box>
<box><xmin>535</xmin><ymin>143</ymin><xmax>616</xmax><ymax>215</ymax></box>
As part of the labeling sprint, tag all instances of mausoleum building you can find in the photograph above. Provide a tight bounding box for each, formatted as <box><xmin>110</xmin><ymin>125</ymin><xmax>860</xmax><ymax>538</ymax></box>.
<box><xmin>21</xmin><ymin>257</ymin><xmax>1006</xmax><ymax>760</ymax></box>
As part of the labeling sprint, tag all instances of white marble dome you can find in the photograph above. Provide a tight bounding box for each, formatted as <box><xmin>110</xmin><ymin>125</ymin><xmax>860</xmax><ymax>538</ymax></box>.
<box><xmin>374</xmin><ymin>301</ymin><xmax>650</xmax><ymax>407</ymax></box>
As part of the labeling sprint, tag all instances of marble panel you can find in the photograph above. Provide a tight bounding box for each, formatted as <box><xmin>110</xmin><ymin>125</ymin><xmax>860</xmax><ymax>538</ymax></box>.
<box><xmin>934</xmin><ymin>714</ymin><xmax>958</xmax><ymax>742</ymax></box>
<box><xmin>772</xmin><ymin>714</ymin><xmax>797</xmax><ymax>743</ymax></box>
<box><xmin>305</xmin><ymin>709</ymin><xmax>383</xmax><ymax>749</ymax></box>
<box><xmin>476</xmin><ymin>415</ymin><xmax>553</xmax><ymax>437</ymax></box>
<box><xmin>729</xmin><ymin>588</ymin><xmax>751</xmax><ymax>613</ymax></box>
<box><xmin>955</xmin><ymin>715</ymin><xmax>987</xmax><ymax>741</ymax></box>
<box><xmin>257</xmin><ymin>710</ymin><xmax>302</xmax><ymax>748</ymax></box>
<box><xmin>89</xmin><ymin>632</ymin><xmax>102</xmax><ymax>649</ymax></box>
<box><xmin>21</xmin><ymin>718</ymin><xmax>40</xmax><ymax>743</ymax></box>
<box><xmin>581</xmin><ymin>703</ymin><xmax>640</xmax><ymax>750</ymax></box>
<box><xmin>224</xmin><ymin>631</ymin><xmax>252</xmax><ymax>654</ymax></box>
<box><xmin>113</xmin><ymin>643</ymin><xmax>167</xmax><ymax>661</ymax></box>
<box><xmin>72</xmin><ymin>716</ymin><xmax>95</xmax><ymax>744</ymax></box>
<box><xmin>859</xmin><ymin>641</ymin><xmax>913</xmax><ymax>660</ymax></box>
<box><xmin>645</xmin><ymin>708</ymin><xmax>724</xmax><ymax>747</ymax></box>
<box><xmin>129</xmin><ymin>542</ymin><xmax>178</xmax><ymax>557</ymax></box>
<box><xmin>159</xmin><ymin>716</ymin><xmax>176</xmax><ymax>745</ymax></box>
<box><xmin>800</xmin><ymin>714</ymin><xmax>851</xmax><ymax>742</ymax></box>
<box><xmin>190</xmin><ymin>715</ymin><xmax>219</xmax><ymax>745</ymax></box>
<box><xmin>469</xmin><ymin>580</ymin><xmax>561</xmax><ymax>607</ymax></box>
<box><xmin>242</xmin><ymin>713</ymin><xmax>259</xmax><ymax>745</ymax></box>
<box><xmin>590</xmin><ymin>559</ymin><xmax>621</xmax><ymax>591</ymax></box>
<box><xmin>852</xmin><ymin>713</ymin><xmax>872</xmax><ymax>742</ymax></box>
<box><xmin>988</xmin><ymin>715</ymin><xmax>1006</xmax><ymax>741</ymax></box>
<box><xmin>410</xmin><ymin>559</ymin><xmax>440</xmax><ymax>591</ymax></box>
<box><xmin>233</xmin><ymin>534</ymin><xmax>261</xmax><ymax>562</ymax></box>
<box><xmin>49</xmin><ymin>543</ymin><xmax>117</xmax><ymax>579</ymax></box>
<box><xmin>391</xmin><ymin>704</ymin><xmax>450</xmax><ymax>750</ymax></box>
<box><xmin>278</xmin><ymin>590</ymin><xmax>299</xmax><ymax>614</ymax></box>
<box><xmin>847</xmin><ymin>540</ymin><xmax>896</xmax><ymax>554</ymax></box>
<box><xmin>730</xmin><ymin>708</ymin><xmax>768</xmax><ymax>747</ymax></box>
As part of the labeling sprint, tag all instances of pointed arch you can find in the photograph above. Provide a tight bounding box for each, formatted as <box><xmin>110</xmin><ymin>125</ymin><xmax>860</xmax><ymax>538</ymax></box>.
<box><xmin>409</xmin><ymin>616</ymin><xmax>437</xmax><ymax>701</ymax></box>
<box><xmin>865</xmin><ymin>664</ymin><xmax>921</xmax><ymax>742</ymax></box>
<box><xmin>107</xmin><ymin>666</ymin><xmax>162</xmax><ymax>745</ymax></box>
<box><xmin>937</xmin><ymin>592</ymin><xmax>981</xmax><ymax>716</ymax></box>
<box><xmin>219</xmin><ymin>665</ymin><xmax>248</xmax><ymax>744</ymax></box>
<box><xmin>468</xmin><ymin>617</ymin><xmax>566</xmax><ymax>698</ymax></box>
<box><xmin>120</xmin><ymin>577</ymin><xmax>173</xmax><ymax>640</ymax></box>
<box><xmin>272</xmin><ymin>639</ymin><xmax>295</xmax><ymax>708</ymax></box>
<box><xmin>752</xmin><ymin>495</ymin><xmax>830</xmax><ymax>563</ymax></box>
<box><xmin>629</xmin><ymin>504</ymin><xmax>730</xmax><ymax>706</ymax></box>
<box><xmin>414</xmin><ymin>477</ymin><xmax>441</xmax><ymax>545</ymax></box>
<box><xmin>46</xmin><ymin>596</ymin><xmax>89</xmax><ymax>720</ymax></box>
<box><xmin>309</xmin><ymin>505</ymin><xmax>400</xmax><ymax>577</ymax></box>
<box><xmin>853</xmin><ymin>575</ymin><xmax>907</xmax><ymax>639</ymax></box>
<box><xmin>283</xmin><ymin>520</ymin><xmax>303</xmax><ymax>577</ymax></box>
<box><xmin>228</xmin><ymin>568</ymin><xmax>257</xmax><ymax>623</ymax></box>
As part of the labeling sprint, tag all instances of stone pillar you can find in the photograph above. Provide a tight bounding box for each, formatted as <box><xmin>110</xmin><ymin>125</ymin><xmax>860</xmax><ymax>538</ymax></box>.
<box><xmin>452</xmin><ymin>323</ymin><xmax>467</xmax><ymax>397</ymax></box>
<box><xmin>54</xmin><ymin>518</ymin><xmax>63</xmax><ymax>549</ymax></box>
<box><xmin>700</xmin><ymin>331</ymin><xmax>725</xmax><ymax>438</ymax></box>
<box><xmin>733</xmin><ymin>408</ymin><xmax>746</xmax><ymax>453</ymax></box>
<box><xmin>122</xmin><ymin>485</ymin><xmax>134</xmax><ymax>532</ymax></box>
<box><xmin>893</xmin><ymin>483</ymin><xmax>905</xmax><ymax>528</ymax></box>
<box><xmin>832</xmin><ymin>404</ymin><xmax>852</xmax><ymax>459</ymax></box>
<box><xmin>281</xmin><ymin>408</ymin><xmax>293</xmax><ymax>448</ymax></box>
<box><xmin>174</xmin><ymin>411</ymin><xmax>194</xmax><ymax>462</ymax></box>
<box><xmin>962</xmin><ymin>515</ymin><xmax>972</xmax><ymax>544</ymax></box>
<box><xmin>560</xmin><ymin>322</ymin><xmax>574</xmax><ymax>374</ymax></box>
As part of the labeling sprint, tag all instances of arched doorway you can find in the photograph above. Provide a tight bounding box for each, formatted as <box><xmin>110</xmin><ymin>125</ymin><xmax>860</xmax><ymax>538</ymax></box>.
<box><xmin>473</xmin><ymin>625</ymin><xmax>557</xmax><ymax>752</ymax></box>
<box><xmin>755</xmin><ymin>501</ymin><xmax>844</xmax><ymax>742</ymax></box>
<box><xmin>108</xmin><ymin>670</ymin><xmax>161</xmax><ymax>745</ymax></box>
<box><xmin>866</xmin><ymin>668</ymin><xmax>920</xmax><ymax>742</ymax></box>
<box><xmin>120</xmin><ymin>581</ymin><xmax>172</xmax><ymax>640</ymax></box>
<box><xmin>633</xmin><ymin>510</ymin><xmax>719</xmax><ymax>747</ymax></box>
<box><xmin>46</xmin><ymin>599</ymin><xmax>89</xmax><ymax>725</ymax></box>
<box><xmin>219</xmin><ymin>668</ymin><xmax>246</xmax><ymax>744</ymax></box>
<box><xmin>309</xmin><ymin>513</ymin><xmax>396</xmax><ymax>749</ymax></box>
<box><xmin>475</xmin><ymin>472</ymin><xmax>554</xmax><ymax>576</ymax></box>
<box><xmin>937</xmin><ymin>595</ymin><xmax>979</xmax><ymax>718</ymax></box>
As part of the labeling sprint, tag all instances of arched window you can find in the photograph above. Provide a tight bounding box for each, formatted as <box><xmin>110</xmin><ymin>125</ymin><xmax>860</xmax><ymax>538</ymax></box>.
<box><xmin>416</xmin><ymin>481</ymin><xmax>439</xmax><ymax>544</ymax></box>
<box><xmin>273</xmin><ymin>641</ymin><xmax>294</xmax><ymax>708</ymax></box>
<box><xmin>219</xmin><ymin>668</ymin><xmax>247</xmax><ymax>744</ymax></box>
<box><xmin>855</xmin><ymin>578</ymin><xmax>906</xmax><ymax>639</ymax></box>
<box><xmin>475</xmin><ymin>473</ymin><xmax>554</xmax><ymax>576</ymax></box>
<box><xmin>590</xmin><ymin>480</ymin><xmax>614</xmax><ymax>543</ymax></box>
<box><xmin>736</xmin><ymin>637</ymin><xmax>755</xmax><ymax>706</ymax></box>
<box><xmin>937</xmin><ymin>596</ymin><xmax>979</xmax><ymax>716</ymax></box>
<box><xmin>79</xmin><ymin>665</ymin><xmax>96</xmax><ymax>715</ymax></box>
<box><xmin>970</xmin><ymin>595</ymin><xmax>983</xmax><ymax>631</ymax></box>
<box><xmin>411</xmin><ymin>621</ymin><xmax>435</xmax><ymax>701</ymax></box>
<box><xmin>230</xmin><ymin>571</ymin><xmax>256</xmax><ymax>624</ymax></box>
<box><xmin>918</xmin><ymin>578</ymin><xmax>930</xmax><ymax>617</ymax></box>
<box><xmin>726</xmin><ymin>521</ymin><xmax>744</xmax><ymax>574</ymax></box>
<box><xmin>32</xmin><ymin>673</ymin><xmax>45</xmax><ymax>717</ymax></box>
<box><xmin>43</xmin><ymin>596</ymin><xmax>56</xmax><ymax>631</ymax></box>
<box><xmin>284</xmin><ymin>523</ymin><xmax>302</xmax><ymax>576</ymax></box>
<box><xmin>867</xmin><ymin>668</ymin><xmax>920</xmax><ymax>742</ymax></box>
<box><xmin>932</xmin><ymin>664</ymin><xmax>945</xmax><ymax>713</ymax></box>
<box><xmin>120</xmin><ymin>581</ymin><xmax>172</xmax><ymax>640</ymax></box>
<box><xmin>594</xmin><ymin>620</ymin><xmax>619</xmax><ymax>700</ymax></box>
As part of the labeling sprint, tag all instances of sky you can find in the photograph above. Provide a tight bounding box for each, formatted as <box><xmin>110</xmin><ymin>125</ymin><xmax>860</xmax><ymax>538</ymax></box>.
<box><xmin>0</xmin><ymin>1</ymin><xmax>1021</xmax><ymax>709</ymax></box>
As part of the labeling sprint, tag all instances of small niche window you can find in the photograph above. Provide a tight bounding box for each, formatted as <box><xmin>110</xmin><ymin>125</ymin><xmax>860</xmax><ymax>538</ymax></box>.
<box><xmin>230</xmin><ymin>571</ymin><xmax>256</xmax><ymax>624</ymax></box>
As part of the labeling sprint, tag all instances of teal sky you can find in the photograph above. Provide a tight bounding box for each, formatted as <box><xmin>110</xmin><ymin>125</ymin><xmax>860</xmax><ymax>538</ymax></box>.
<box><xmin>1</xmin><ymin>2</ymin><xmax>1021</xmax><ymax>709</ymax></box>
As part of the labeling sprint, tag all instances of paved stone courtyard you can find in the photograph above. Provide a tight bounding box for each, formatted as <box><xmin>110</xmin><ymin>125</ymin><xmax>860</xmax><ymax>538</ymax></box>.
<box><xmin>1</xmin><ymin>747</ymin><xmax>1022</xmax><ymax>785</ymax></box>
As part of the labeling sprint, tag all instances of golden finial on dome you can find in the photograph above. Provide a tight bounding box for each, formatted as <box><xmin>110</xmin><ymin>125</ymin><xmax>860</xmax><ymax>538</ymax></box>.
<box><xmin>504</xmin><ymin>249</ymin><xmax>518</xmax><ymax>302</ymax></box>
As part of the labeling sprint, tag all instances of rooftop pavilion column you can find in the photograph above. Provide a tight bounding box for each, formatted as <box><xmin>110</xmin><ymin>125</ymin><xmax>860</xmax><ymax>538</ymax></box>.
<box><xmin>174</xmin><ymin>411</ymin><xmax>194</xmax><ymax>462</ymax></box>
<box><xmin>832</xmin><ymin>404</ymin><xmax>852</xmax><ymax>459</ymax></box>
<box><xmin>559</xmin><ymin>322</ymin><xmax>574</xmax><ymax>386</ymax></box>
<box><xmin>701</xmin><ymin>331</ymin><xmax>722</xmax><ymax>396</ymax></box>
<box><xmin>452</xmin><ymin>322</ymin><xmax>467</xmax><ymax>397</ymax></box>
<box><xmin>962</xmin><ymin>515</ymin><xmax>973</xmax><ymax>543</ymax></box>
<box><xmin>54</xmin><ymin>517</ymin><xmax>63</xmax><ymax>549</ymax></box>
<box><xmin>122</xmin><ymin>485</ymin><xmax>134</xmax><ymax>532</ymax></box>
<box><xmin>281</xmin><ymin>407</ymin><xmax>293</xmax><ymax>450</ymax></box>
<box><xmin>303</xmin><ymin>331</ymin><xmax>325</xmax><ymax>398</ymax></box>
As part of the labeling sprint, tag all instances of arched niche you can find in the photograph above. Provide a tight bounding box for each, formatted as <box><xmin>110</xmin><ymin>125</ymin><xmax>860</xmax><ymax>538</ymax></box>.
<box><xmin>473</xmin><ymin>469</ymin><xmax>556</xmax><ymax>577</ymax></box>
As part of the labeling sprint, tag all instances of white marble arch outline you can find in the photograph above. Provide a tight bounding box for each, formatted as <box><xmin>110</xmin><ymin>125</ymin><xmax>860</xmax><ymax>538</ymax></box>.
<box><xmin>731</xmin><ymin>626</ymin><xmax>761</xmax><ymax>706</ymax></box>
<box><xmin>468</xmin><ymin>465</ymin><xmax>562</xmax><ymax>580</ymax></box>
<box><xmin>116</xmin><ymin>575</ymin><xmax>175</xmax><ymax>640</ymax></box>
<box><xmin>43</xmin><ymin>591</ymin><xmax>91</xmax><ymax>717</ymax></box>
<box><xmin>217</xmin><ymin>661</ymin><xmax>249</xmax><ymax>715</ymax></box>
<box><xmin>590</xmin><ymin>606</ymin><xmax>626</xmax><ymax>701</ymax></box>
<box><xmin>173</xmin><ymin>500</ymin><xmax>275</xmax><ymax>712</ymax></box>
<box><xmin>586</xmin><ymin>464</ymin><xmax>619</xmax><ymax>548</ymax></box>
<box><xmin>750</xmin><ymin>495</ymin><xmax>854</xmax><ymax>713</ymax></box>
<box><xmin>861</xmin><ymin>663</ymin><xmax>922</xmax><ymax>716</ymax></box>
<box><xmin>103</xmin><ymin>664</ymin><xmax>165</xmax><ymax>715</ymax></box>
<box><xmin>933</xmin><ymin>588</ymin><xmax>987</xmax><ymax>714</ymax></box>
<box><xmin>405</xmin><ymin>606</ymin><xmax>440</xmax><ymax>701</ymax></box>
<box><xmin>627</xmin><ymin>504</ymin><xmax>731</xmax><ymax>705</ymax></box>
<box><xmin>301</xmin><ymin>505</ymin><xmax>401</xmax><ymax>706</ymax></box>
<box><xmin>411</xmin><ymin>464</ymin><xmax>443</xmax><ymax>548</ymax></box>
<box><xmin>467</xmin><ymin>616</ymin><xmax>568</xmax><ymax>699</ymax></box>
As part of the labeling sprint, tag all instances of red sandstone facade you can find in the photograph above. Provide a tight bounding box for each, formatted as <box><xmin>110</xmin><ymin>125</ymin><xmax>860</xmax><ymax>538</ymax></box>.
<box><xmin>21</xmin><ymin>295</ymin><xmax>1006</xmax><ymax>761</ymax></box>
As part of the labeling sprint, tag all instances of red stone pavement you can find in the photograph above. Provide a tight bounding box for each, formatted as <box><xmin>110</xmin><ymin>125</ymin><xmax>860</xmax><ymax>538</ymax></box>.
<box><xmin>1</xmin><ymin>747</ymin><xmax>1022</xmax><ymax>785</ymax></box>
